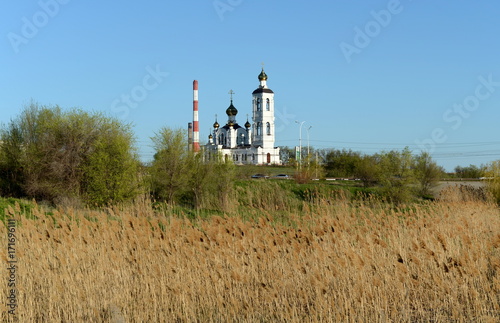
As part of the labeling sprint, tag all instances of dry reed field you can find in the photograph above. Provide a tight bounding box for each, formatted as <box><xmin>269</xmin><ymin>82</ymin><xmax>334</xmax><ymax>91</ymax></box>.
<box><xmin>1</xmin><ymin>189</ymin><xmax>499</xmax><ymax>322</ymax></box>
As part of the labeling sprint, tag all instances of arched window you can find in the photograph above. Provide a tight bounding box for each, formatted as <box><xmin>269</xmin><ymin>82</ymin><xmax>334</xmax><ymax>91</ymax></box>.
<box><xmin>219</xmin><ymin>133</ymin><xmax>225</xmax><ymax>146</ymax></box>
<box><xmin>266</xmin><ymin>98</ymin><xmax>270</xmax><ymax>111</ymax></box>
<box><xmin>256</xmin><ymin>98</ymin><xmax>261</xmax><ymax>111</ymax></box>
<box><xmin>256</xmin><ymin>122</ymin><xmax>261</xmax><ymax>136</ymax></box>
<box><xmin>266</xmin><ymin>122</ymin><xmax>271</xmax><ymax>135</ymax></box>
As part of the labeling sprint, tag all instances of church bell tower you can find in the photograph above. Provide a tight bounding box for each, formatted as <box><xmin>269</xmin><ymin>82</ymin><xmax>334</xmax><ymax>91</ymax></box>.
<box><xmin>252</xmin><ymin>67</ymin><xmax>275</xmax><ymax>149</ymax></box>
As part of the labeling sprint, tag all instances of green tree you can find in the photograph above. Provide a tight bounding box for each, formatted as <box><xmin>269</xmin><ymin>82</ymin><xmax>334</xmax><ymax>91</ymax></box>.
<box><xmin>484</xmin><ymin>161</ymin><xmax>500</xmax><ymax>204</ymax></box>
<box><xmin>278</xmin><ymin>146</ymin><xmax>294</xmax><ymax>165</ymax></box>
<box><xmin>0</xmin><ymin>103</ymin><xmax>140</xmax><ymax>205</ymax></box>
<box><xmin>454</xmin><ymin>164</ymin><xmax>486</xmax><ymax>179</ymax></box>
<box><xmin>81</xmin><ymin>121</ymin><xmax>141</xmax><ymax>205</ymax></box>
<box><xmin>0</xmin><ymin>123</ymin><xmax>25</xmax><ymax>197</ymax></box>
<box><xmin>149</xmin><ymin>127</ymin><xmax>190</xmax><ymax>204</ymax></box>
<box><xmin>377</xmin><ymin>147</ymin><xmax>415</xmax><ymax>203</ymax></box>
<box><xmin>149</xmin><ymin>127</ymin><xmax>237</xmax><ymax>210</ymax></box>
<box><xmin>413</xmin><ymin>152</ymin><xmax>443</xmax><ymax>197</ymax></box>
<box><xmin>324</xmin><ymin>149</ymin><xmax>361</xmax><ymax>178</ymax></box>
<box><xmin>354</xmin><ymin>154</ymin><xmax>381</xmax><ymax>188</ymax></box>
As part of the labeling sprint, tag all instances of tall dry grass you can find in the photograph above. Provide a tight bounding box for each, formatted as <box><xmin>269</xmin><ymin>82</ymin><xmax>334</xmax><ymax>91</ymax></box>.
<box><xmin>1</xmin><ymin>189</ymin><xmax>499</xmax><ymax>322</ymax></box>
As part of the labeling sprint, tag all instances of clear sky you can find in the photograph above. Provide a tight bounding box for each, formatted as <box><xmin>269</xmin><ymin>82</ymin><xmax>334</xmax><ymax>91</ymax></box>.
<box><xmin>1</xmin><ymin>0</ymin><xmax>500</xmax><ymax>171</ymax></box>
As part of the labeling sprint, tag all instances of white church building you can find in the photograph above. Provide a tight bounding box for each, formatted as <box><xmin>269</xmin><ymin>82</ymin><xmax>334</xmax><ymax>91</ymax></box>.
<box><xmin>205</xmin><ymin>68</ymin><xmax>281</xmax><ymax>165</ymax></box>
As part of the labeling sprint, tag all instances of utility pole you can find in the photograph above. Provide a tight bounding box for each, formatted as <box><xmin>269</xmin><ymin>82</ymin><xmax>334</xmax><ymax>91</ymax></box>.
<box><xmin>307</xmin><ymin>125</ymin><xmax>312</xmax><ymax>160</ymax></box>
<box><xmin>295</xmin><ymin>120</ymin><xmax>305</xmax><ymax>168</ymax></box>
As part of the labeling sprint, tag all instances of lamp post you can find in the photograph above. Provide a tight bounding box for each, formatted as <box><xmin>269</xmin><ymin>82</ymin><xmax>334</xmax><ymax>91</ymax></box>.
<box><xmin>307</xmin><ymin>125</ymin><xmax>312</xmax><ymax>158</ymax></box>
<box><xmin>295</xmin><ymin>120</ymin><xmax>305</xmax><ymax>168</ymax></box>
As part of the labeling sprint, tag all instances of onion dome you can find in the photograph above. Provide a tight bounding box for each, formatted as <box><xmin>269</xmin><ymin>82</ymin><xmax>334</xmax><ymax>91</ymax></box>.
<box><xmin>226</xmin><ymin>101</ymin><xmax>238</xmax><ymax>116</ymax></box>
<box><xmin>245</xmin><ymin>120</ymin><xmax>251</xmax><ymax>128</ymax></box>
<box><xmin>258</xmin><ymin>68</ymin><xmax>268</xmax><ymax>81</ymax></box>
<box><xmin>208</xmin><ymin>134</ymin><xmax>213</xmax><ymax>139</ymax></box>
<box><xmin>213</xmin><ymin>121</ymin><xmax>219</xmax><ymax>129</ymax></box>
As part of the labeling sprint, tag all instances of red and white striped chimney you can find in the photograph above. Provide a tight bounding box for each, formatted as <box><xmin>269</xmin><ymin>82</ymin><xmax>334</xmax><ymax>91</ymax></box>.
<box><xmin>193</xmin><ymin>80</ymin><xmax>200</xmax><ymax>152</ymax></box>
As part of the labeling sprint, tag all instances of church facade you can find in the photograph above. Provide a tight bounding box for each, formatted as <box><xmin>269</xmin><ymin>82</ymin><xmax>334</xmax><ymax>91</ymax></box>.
<box><xmin>205</xmin><ymin>68</ymin><xmax>281</xmax><ymax>165</ymax></box>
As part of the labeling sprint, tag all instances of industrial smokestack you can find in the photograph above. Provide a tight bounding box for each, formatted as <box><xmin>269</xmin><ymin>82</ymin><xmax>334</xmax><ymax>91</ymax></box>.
<box><xmin>188</xmin><ymin>122</ymin><xmax>193</xmax><ymax>151</ymax></box>
<box><xmin>193</xmin><ymin>80</ymin><xmax>200</xmax><ymax>152</ymax></box>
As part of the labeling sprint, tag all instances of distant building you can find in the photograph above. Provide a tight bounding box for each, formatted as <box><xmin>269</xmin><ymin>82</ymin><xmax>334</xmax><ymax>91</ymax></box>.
<box><xmin>205</xmin><ymin>68</ymin><xmax>281</xmax><ymax>165</ymax></box>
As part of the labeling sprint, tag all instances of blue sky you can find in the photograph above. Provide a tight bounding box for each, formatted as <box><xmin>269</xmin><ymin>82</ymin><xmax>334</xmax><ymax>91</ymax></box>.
<box><xmin>1</xmin><ymin>0</ymin><xmax>500</xmax><ymax>171</ymax></box>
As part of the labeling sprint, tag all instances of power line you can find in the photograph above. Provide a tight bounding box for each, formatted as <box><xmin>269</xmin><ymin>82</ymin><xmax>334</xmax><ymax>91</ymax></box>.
<box><xmin>290</xmin><ymin>139</ymin><xmax>500</xmax><ymax>147</ymax></box>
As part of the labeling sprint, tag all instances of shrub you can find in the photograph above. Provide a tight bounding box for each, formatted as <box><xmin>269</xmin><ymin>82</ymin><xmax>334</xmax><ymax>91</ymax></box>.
<box><xmin>149</xmin><ymin>127</ymin><xmax>237</xmax><ymax>210</ymax></box>
<box><xmin>0</xmin><ymin>103</ymin><xmax>141</xmax><ymax>206</ymax></box>
<box><xmin>484</xmin><ymin>160</ymin><xmax>500</xmax><ymax>204</ymax></box>
<box><xmin>377</xmin><ymin>148</ymin><xmax>415</xmax><ymax>204</ymax></box>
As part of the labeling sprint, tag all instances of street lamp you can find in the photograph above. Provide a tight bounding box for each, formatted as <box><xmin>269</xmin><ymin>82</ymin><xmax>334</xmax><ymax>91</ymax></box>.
<box><xmin>307</xmin><ymin>125</ymin><xmax>312</xmax><ymax>158</ymax></box>
<box><xmin>295</xmin><ymin>120</ymin><xmax>305</xmax><ymax>168</ymax></box>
